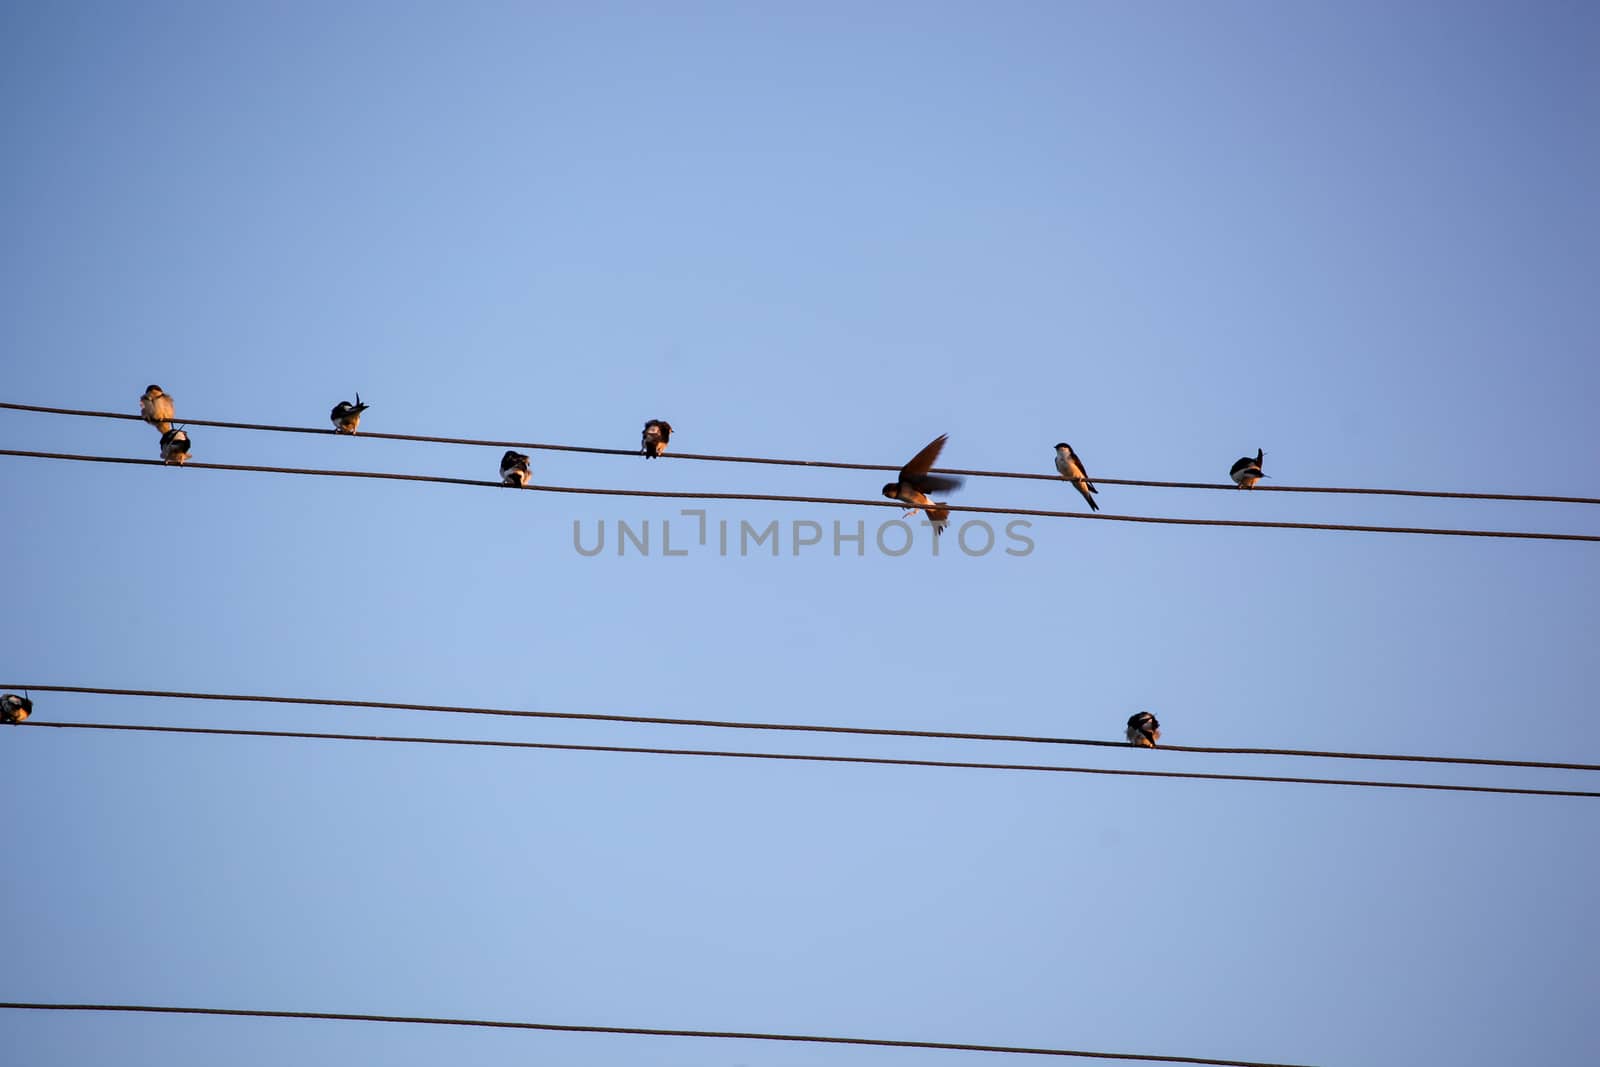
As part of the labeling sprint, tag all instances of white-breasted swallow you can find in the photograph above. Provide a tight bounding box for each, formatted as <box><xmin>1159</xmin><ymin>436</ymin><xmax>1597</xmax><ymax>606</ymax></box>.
<box><xmin>1230</xmin><ymin>448</ymin><xmax>1265</xmax><ymax>489</ymax></box>
<box><xmin>1</xmin><ymin>693</ymin><xmax>32</xmax><ymax>724</ymax></box>
<box><xmin>330</xmin><ymin>394</ymin><xmax>370</xmax><ymax>434</ymax></box>
<box><xmin>1054</xmin><ymin>443</ymin><xmax>1099</xmax><ymax>511</ymax></box>
<box><xmin>881</xmin><ymin>434</ymin><xmax>964</xmax><ymax>535</ymax></box>
<box><xmin>159</xmin><ymin>428</ymin><xmax>192</xmax><ymax>465</ymax></box>
<box><xmin>641</xmin><ymin>420</ymin><xmax>673</xmax><ymax>458</ymax></box>
<box><xmin>1125</xmin><ymin>711</ymin><xmax>1160</xmax><ymax>747</ymax></box>
<box><xmin>140</xmin><ymin>385</ymin><xmax>175</xmax><ymax>433</ymax></box>
<box><xmin>500</xmin><ymin>450</ymin><xmax>531</xmax><ymax>487</ymax></box>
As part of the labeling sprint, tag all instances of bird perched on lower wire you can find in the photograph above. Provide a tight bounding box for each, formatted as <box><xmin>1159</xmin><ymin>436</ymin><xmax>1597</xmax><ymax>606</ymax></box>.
<box><xmin>330</xmin><ymin>394</ymin><xmax>370</xmax><ymax>434</ymax></box>
<box><xmin>159</xmin><ymin>428</ymin><xmax>192</xmax><ymax>465</ymax></box>
<box><xmin>881</xmin><ymin>434</ymin><xmax>964</xmax><ymax>535</ymax></box>
<box><xmin>500</xmin><ymin>450</ymin><xmax>531</xmax><ymax>487</ymax></box>
<box><xmin>1054</xmin><ymin>443</ymin><xmax>1099</xmax><ymax>511</ymax></box>
<box><xmin>140</xmin><ymin>385</ymin><xmax>175</xmax><ymax>433</ymax></box>
<box><xmin>1126</xmin><ymin>711</ymin><xmax>1160</xmax><ymax>748</ymax></box>
<box><xmin>1230</xmin><ymin>448</ymin><xmax>1265</xmax><ymax>489</ymax></box>
<box><xmin>641</xmin><ymin>420</ymin><xmax>673</xmax><ymax>458</ymax></box>
<box><xmin>1</xmin><ymin>693</ymin><xmax>32</xmax><ymax>724</ymax></box>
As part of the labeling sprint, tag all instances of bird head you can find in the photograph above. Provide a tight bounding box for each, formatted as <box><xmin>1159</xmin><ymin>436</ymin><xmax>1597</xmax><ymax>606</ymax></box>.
<box><xmin>881</xmin><ymin>483</ymin><xmax>900</xmax><ymax>500</ymax></box>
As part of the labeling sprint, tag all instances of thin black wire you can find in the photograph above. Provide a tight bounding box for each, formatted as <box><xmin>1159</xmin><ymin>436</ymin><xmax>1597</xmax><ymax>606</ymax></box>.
<box><xmin>0</xmin><ymin>1002</ymin><xmax>1313</xmax><ymax>1066</ymax></box>
<box><xmin>3</xmin><ymin>448</ymin><xmax>1596</xmax><ymax>542</ymax></box>
<box><xmin>19</xmin><ymin>722</ymin><xmax>1600</xmax><ymax>799</ymax></box>
<box><xmin>4</xmin><ymin>400</ymin><xmax>1595</xmax><ymax>505</ymax></box>
<box><xmin>11</xmin><ymin>684</ymin><xmax>1597</xmax><ymax>774</ymax></box>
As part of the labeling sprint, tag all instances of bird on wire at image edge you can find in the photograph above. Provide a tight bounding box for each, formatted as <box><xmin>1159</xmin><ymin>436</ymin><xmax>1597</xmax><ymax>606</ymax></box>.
<box><xmin>641</xmin><ymin>419</ymin><xmax>673</xmax><ymax>458</ymax></box>
<box><xmin>1231</xmin><ymin>449</ymin><xmax>1266</xmax><ymax>489</ymax></box>
<box><xmin>500</xmin><ymin>450</ymin><xmax>531</xmax><ymax>487</ymax></box>
<box><xmin>139</xmin><ymin>385</ymin><xmax>175</xmax><ymax>433</ymax></box>
<box><xmin>330</xmin><ymin>394</ymin><xmax>370</xmax><ymax>435</ymax></box>
<box><xmin>1054</xmin><ymin>443</ymin><xmax>1099</xmax><ymax>511</ymax></box>
<box><xmin>1126</xmin><ymin>711</ymin><xmax>1160</xmax><ymax>747</ymax></box>
<box><xmin>1</xmin><ymin>693</ymin><xmax>32</xmax><ymax>724</ymax></box>
<box><xmin>159</xmin><ymin>428</ymin><xmax>192</xmax><ymax>465</ymax></box>
<box><xmin>881</xmin><ymin>434</ymin><xmax>964</xmax><ymax>536</ymax></box>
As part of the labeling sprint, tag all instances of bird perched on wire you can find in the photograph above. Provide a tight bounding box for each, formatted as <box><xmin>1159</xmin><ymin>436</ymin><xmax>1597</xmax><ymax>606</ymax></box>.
<box><xmin>330</xmin><ymin>394</ymin><xmax>370</xmax><ymax>435</ymax></box>
<box><xmin>1125</xmin><ymin>711</ymin><xmax>1160</xmax><ymax>747</ymax></box>
<box><xmin>1230</xmin><ymin>448</ymin><xmax>1265</xmax><ymax>489</ymax></box>
<box><xmin>140</xmin><ymin>385</ymin><xmax>175</xmax><ymax>433</ymax></box>
<box><xmin>641</xmin><ymin>420</ymin><xmax>673</xmax><ymax>458</ymax></box>
<box><xmin>881</xmin><ymin>434</ymin><xmax>964</xmax><ymax>535</ymax></box>
<box><xmin>1</xmin><ymin>693</ymin><xmax>32</xmax><ymax>724</ymax></box>
<box><xmin>1054</xmin><ymin>443</ymin><xmax>1099</xmax><ymax>512</ymax></box>
<box><xmin>500</xmin><ymin>450</ymin><xmax>531</xmax><ymax>487</ymax></box>
<box><xmin>159</xmin><ymin>428</ymin><xmax>192</xmax><ymax>465</ymax></box>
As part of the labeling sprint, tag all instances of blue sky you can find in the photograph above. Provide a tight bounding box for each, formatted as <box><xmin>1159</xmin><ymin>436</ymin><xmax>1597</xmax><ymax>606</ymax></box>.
<box><xmin>2</xmin><ymin>3</ymin><xmax>1597</xmax><ymax>1065</ymax></box>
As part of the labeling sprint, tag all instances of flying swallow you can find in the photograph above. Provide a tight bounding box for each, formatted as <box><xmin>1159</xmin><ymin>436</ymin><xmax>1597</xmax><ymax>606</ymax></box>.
<box><xmin>159</xmin><ymin>428</ymin><xmax>192</xmax><ymax>465</ymax></box>
<box><xmin>1054</xmin><ymin>443</ymin><xmax>1099</xmax><ymax>511</ymax></box>
<box><xmin>881</xmin><ymin>434</ymin><xmax>964</xmax><ymax>535</ymax></box>
<box><xmin>500</xmin><ymin>450</ymin><xmax>531</xmax><ymax>487</ymax></box>
<box><xmin>140</xmin><ymin>385</ymin><xmax>175</xmax><ymax>433</ymax></box>
<box><xmin>1230</xmin><ymin>448</ymin><xmax>1265</xmax><ymax>489</ymax></box>
<box><xmin>1125</xmin><ymin>711</ymin><xmax>1161</xmax><ymax>748</ymax></box>
<box><xmin>330</xmin><ymin>394</ymin><xmax>370</xmax><ymax>435</ymax></box>
<box><xmin>0</xmin><ymin>693</ymin><xmax>31</xmax><ymax>724</ymax></box>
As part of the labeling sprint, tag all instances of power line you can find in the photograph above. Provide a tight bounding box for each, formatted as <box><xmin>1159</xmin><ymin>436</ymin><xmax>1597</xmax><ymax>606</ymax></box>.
<box><xmin>12</xmin><ymin>684</ymin><xmax>1597</xmax><ymax>774</ymax></box>
<box><xmin>4</xmin><ymin>400</ymin><xmax>1596</xmax><ymax>506</ymax></box>
<box><xmin>0</xmin><ymin>1002</ymin><xmax>1314</xmax><ymax>1066</ymax></box>
<box><xmin>19</xmin><ymin>722</ymin><xmax>1600</xmax><ymax>799</ymax></box>
<box><xmin>4</xmin><ymin>448</ymin><xmax>1597</xmax><ymax>543</ymax></box>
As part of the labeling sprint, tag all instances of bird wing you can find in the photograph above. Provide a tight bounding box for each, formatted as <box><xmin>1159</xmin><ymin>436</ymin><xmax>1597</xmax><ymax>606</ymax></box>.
<box><xmin>912</xmin><ymin>473</ymin><xmax>965</xmax><ymax>494</ymax></box>
<box><xmin>899</xmin><ymin>434</ymin><xmax>949</xmax><ymax>481</ymax></box>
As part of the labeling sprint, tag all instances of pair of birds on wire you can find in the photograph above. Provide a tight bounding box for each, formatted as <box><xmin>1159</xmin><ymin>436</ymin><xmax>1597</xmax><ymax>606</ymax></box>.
<box><xmin>0</xmin><ymin>692</ymin><xmax>1163</xmax><ymax>751</ymax></box>
<box><xmin>1</xmin><ymin>692</ymin><xmax>32</xmax><ymax>725</ymax></box>
<box><xmin>882</xmin><ymin>436</ymin><xmax>1269</xmax><ymax>534</ymax></box>
<box><xmin>500</xmin><ymin>420</ymin><xmax>673</xmax><ymax>487</ymax></box>
<box><xmin>138</xmin><ymin>385</ymin><xmax>191</xmax><ymax>465</ymax></box>
<box><xmin>1054</xmin><ymin>443</ymin><xmax>1267</xmax><ymax>511</ymax></box>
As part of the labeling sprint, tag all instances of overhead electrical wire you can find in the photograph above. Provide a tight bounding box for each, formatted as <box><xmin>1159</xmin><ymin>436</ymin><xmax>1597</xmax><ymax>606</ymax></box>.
<box><xmin>0</xmin><ymin>1002</ymin><xmax>1314</xmax><ymax>1066</ymax></box>
<box><xmin>3</xmin><ymin>448</ymin><xmax>1596</xmax><ymax>543</ymax></box>
<box><xmin>11</xmin><ymin>684</ymin><xmax>1597</xmax><ymax>774</ymax></box>
<box><xmin>3</xmin><ymin>400</ymin><xmax>1596</xmax><ymax>505</ymax></box>
<box><xmin>17</xmin><ymin>722</ymin><xmax>1599</xmax><ymax>799</ymax></box>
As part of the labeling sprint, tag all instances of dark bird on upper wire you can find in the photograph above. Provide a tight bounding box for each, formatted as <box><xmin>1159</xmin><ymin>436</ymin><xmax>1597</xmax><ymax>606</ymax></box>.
<box><xmin>1</xmin><ymin>692</ymin><xmax>32</xmax><ymax>724</ymax></box>
<box><xmin>1230</xmin><ymin>448</ymin><xmax>1266</xmax><ymax>489</ymax></box>
<box><xmin>641</xmin><ymin>420</ymin><xmax>673</xmax><ymax>458</ymax></box>
<box><xmin>330</xmin><ymin>394</ymin><xmax>370</xmax><ymax>435</ymax></box>
<box><xmin>881</xmin><ymin>434</ymin><xmax>964</xmax><ymax>535</ymax></box>
<box><xmin>159</xmin><ymin>428</ymin><xmax>192</xmax><ymax>465</ymax></box>
<box><xmin>500</xmin><ymin>450</ymin><xmax>531</xmax><ymax>487</ymax></box>
<box><xmin>139</xmin><ymin>385</ymin><xmax>175</xmax><ymax>433</ymax></box>
<box><xmin>1126</xmin><ymin>711</ymin><xmax>1160</xmax><ymax>748</ymax></box>
<box><xmin>1054</xmin><ymin>443</ymin><xmax>1099</xmax><ymax>511</ymax></box>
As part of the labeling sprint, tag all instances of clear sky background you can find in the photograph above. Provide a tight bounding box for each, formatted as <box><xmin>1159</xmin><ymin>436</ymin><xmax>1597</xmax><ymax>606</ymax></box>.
<box><xmin>3</xmin><ymin>3</ymin><xmax>1597</xmax><ymax>1065</ymax></box>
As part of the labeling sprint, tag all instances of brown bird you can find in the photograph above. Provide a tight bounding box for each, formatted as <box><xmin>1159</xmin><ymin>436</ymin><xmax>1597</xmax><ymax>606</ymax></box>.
<box><xmin>500</xmin><ymin>450</ymin><xmax>531</xmax><ymax>487</ymax></box>
<box><xmin>330</xmin><ymin>394</ymin><xmax>370</xmax><ymax>434</ymax></box>
<box><xmin>1230</xmin><ymin>448</ymin><xmax>1265</xmax><ymax>489</ymax></box>
<box><xmin>1054</xmin><ymin>443</ymin><xmax>1099</xmax><ymax>511</ymax></box>
<box><xmin>140</xmin><ymin>385</ymin><xmax>175</xmax><ymax>433</ymax></box>
<box><xmin>1126</xmin><ymin>711</ymin><xmax>1160</xmax><ymax>747</ymax></box>
<box><xmin>159</xmin><ymin>428</ymin><xmax>192</xmax><ymax>465</ymax></box>
<box><xmin>1</xmin><ymin>692</ymin><xmax>32</xmax><ymax>724</ymax></box>
<box><xmin>881</xmin><ymin>434</ymin><xmax>964</xmax><ymax>535</ymax></box>
<box><xmin>641</xmin><ymin>420</ymin><xmax>673</xmax><ymax>458</ymax></box>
